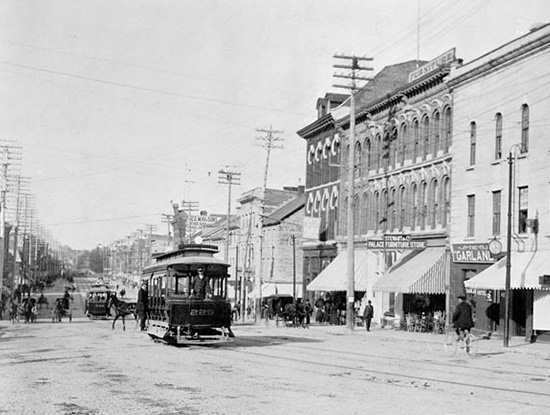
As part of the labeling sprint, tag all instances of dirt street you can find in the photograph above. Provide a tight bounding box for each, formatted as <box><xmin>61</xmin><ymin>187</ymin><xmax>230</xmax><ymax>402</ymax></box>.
<box><xmin>1</xmin><ymin>311</ymin><xmax>550</xmax><ymax>415</ymax></box>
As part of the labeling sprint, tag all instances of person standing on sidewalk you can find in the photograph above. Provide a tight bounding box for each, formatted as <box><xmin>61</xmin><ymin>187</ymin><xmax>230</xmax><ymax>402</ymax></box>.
<box><xmin>136</xmin><ymin>281</ymin><xmax>149</xmax><ymax>331</ymax></box>
<box><xmin>363</xmin><ymin>300</ymin><xmax>374</xmax><ymax>331</ymax></box>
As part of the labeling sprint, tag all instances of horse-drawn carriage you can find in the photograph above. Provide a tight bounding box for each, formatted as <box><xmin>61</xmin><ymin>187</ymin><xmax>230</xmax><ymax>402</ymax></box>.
<box><xmin>51</xmin><ymin>297</ymin><xmax>72</xmax><ymax>322</ymax></box>
<box><xmin>10</xmin><ymin>298</ymin><xmax>37</xmax><ymax>323</ymax></box>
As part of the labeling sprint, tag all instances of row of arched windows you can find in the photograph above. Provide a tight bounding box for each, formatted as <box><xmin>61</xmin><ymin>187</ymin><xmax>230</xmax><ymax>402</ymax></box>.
<box><xmin>350</xmin><ymin>106</ymin><xmax>452</xmax><ymax>176</ymax></box>
<box><xmin>341</xmin><ymin>176</ymin><xmax>450</xmax><ymax>235</ymax></box>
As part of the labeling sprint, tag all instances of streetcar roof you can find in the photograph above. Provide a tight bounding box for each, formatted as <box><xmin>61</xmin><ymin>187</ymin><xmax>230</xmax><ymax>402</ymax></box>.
<box><xmin>143</xmin><ymin>256</ymin><xmax>229</xmax><ymax>273</ymax></box>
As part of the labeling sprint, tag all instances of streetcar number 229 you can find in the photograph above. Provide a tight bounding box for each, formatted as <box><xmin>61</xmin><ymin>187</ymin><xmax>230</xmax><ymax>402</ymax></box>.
<box><xmin>190</xmin><ymin>309</ymin><xmax>214</xmax><ymax>316</ymax></box>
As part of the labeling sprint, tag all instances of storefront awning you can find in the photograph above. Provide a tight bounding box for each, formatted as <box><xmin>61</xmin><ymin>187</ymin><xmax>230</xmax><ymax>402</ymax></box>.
<box><xmin>249</xmin><ymin>282</ymin><xmax>302</xmax><ymax>298</ymax></box>
<box><xmin>464</xmin><ymin>251</ymin><xmax>550</xmax><ymax>290</ymax></box>
<box><xmin>372</xmin><ymin>247</ymin><xmax>448</xmax><ymax>294</ymax></box>
<box><xmin>306</xmin><ymin>249</ymin><xmax>368</xmax><ymax>292</ymax></box>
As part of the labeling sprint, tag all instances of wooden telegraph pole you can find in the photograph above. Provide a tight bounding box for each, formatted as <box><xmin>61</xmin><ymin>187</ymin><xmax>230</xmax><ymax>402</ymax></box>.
<box><xmin>333</xmin><ymin>54</ymin><xmax>373</xmax><ymax>330</ymax></box>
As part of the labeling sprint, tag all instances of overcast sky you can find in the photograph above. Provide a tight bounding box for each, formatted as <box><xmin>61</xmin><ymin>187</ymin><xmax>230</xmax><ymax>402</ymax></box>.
<box><xmin>1</xmin><ymin>0</ymin><xmax>549</xmax><ymax>250</ymax></box>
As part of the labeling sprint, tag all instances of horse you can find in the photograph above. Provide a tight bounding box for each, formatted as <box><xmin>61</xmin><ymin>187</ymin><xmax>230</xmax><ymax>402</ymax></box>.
<box><xmin>108</xmin><ymin>294</ymin><xmax>137</xmax><ymax>331</ymax></box>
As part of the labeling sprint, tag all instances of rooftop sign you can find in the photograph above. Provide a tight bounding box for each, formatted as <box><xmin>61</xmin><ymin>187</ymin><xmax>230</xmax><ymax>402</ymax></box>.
<box><xmin>408</xmin><ymin>48</ymin><xmax>456</xmax><ymax>83</ymax></box>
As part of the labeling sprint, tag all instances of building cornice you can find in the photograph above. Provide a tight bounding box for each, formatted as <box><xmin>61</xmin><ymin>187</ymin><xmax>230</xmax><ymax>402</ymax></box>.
<box><xmin>296</xmin><ymin>113</ymin><xmax>335</xmax><ymax>139</ymax></box>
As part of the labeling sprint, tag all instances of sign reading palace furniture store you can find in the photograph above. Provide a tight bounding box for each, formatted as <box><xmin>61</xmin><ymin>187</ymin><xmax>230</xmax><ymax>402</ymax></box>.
<box><xmin>451</xmin><ymin>243</ymin><xmax>495</xmax><ymax>264</ymax></box>
<box><xmin>367</xmin><ymin>234</ymin><xmax>427</xmax><ymax>250</ymax></box>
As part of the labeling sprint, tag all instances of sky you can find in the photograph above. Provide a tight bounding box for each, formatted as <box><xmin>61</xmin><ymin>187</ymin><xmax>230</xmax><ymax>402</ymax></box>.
<box><xmin>1</xmin><ymin>0</ymin><xmax>549</xmax><ymax>250</ymax></box>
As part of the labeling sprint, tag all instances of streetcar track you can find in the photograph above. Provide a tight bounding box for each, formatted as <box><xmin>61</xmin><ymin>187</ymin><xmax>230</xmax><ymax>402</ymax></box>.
<box><xmin>213</xmin><ymin>336</ymin><xmax>550</xmax><ymax>401</ymax></box>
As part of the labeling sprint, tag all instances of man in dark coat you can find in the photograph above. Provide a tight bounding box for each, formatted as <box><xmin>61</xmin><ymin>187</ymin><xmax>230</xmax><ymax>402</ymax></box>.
<box><xmin>452</xmin><ymin>295</ymin><xmax>474</xmax><ymax>336</ymax></box>
<box><xmin>363</xmin><ymin>300</ymin><xmax>374</xmax><ymax>331</ymax></box>
<box><xmin>192</xmin><ymin>267</ymin><xmax>211</xmax><ymax>300</ymax></box>
<box><xmin>136</xmin><ymin>281</ymin><xmax>149</xmax><ymax>331</ymax></box>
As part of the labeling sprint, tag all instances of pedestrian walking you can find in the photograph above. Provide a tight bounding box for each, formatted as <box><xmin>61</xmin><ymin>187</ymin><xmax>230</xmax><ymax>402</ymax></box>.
<box><xmin>363</xmin><ymin>300</ymin><xmax>374</xmax><ymax>331</ymax></box>
<box><xmin>304</xmin><ymin>299</ymin><xmax>313</xmax><ymax>328</ymax></box>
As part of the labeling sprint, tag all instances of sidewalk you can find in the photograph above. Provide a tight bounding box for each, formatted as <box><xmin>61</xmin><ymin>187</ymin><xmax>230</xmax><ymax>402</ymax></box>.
<box><xmin>238</xmin><ymin>320</ymin><xmax>550</xmax><ymax>359</ymax></box>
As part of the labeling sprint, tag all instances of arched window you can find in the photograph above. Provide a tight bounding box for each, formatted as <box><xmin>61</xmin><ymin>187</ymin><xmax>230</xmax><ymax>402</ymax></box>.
<box><xmin>422</xmin><ymin>115</ymin><xmax>430</xmax><ymax>160</ymax></box>
<box><xmin>443</xmin><ymin>106</ymin><xmax>452</xmax><ymax>152</ymax></box>
<box><xmin>390</xmin><ymin>127</ymin><xmax>398</xmax><ymax>169</ymax></box>
<box><xmin>398</xmin><ymin>186</ymin><xmax>406</xmax><ymax>231</ymax></box>
<box><xmin>495</xmin><ymin>113</ymin><xmax>503</xmax><ymax>160</ymax></box>
<box><xmin>364</xmin><ymin>138</ymin><xmax>371</xmax><ymax>173</ymax></box>
<box><xmin>361</xmin><ymin>192</ymin><xmax>369</xmax><ymax>234</ymax></box>
<box><xmin>411</xmin><ymin>183</ymin><xmax>418</xmax><ymax>229</ymax></box>
<box><xmin>374</xmin><ymin>192</ymin><xmax>380</xmax><ymax>233</ymax></box>
<box><xmin>432</xmin><ymin>111</ymin><xmax>440</xmax><ymax>155</ymax></box>
<box><xmin>413</xmin><ymin>120</ymin><xmax>420</xmax><ymax>161</ymax></box>
<box><xmin>442</xmin><ymin>177</ymin><xmax>450</xmax><ymax>227</ymax></box>
<box><xmin>399</xmin><ymin>123</ymin><xmax>407</xmax><ymax>165</ymax></box>
<box><xmin>354</xmin><ymin>141</ymin><xmax>362</xmax><ymax>178</ymax></box>
<box><xmin>420</xmin><ymin>181</ymin><xmax>427</xmax><ymax>230</ymax></box>
<box><xmin>389</xmin><ymin>187</ymin><xmax>396</xmax><ymax>231</ymax></box>
<box><xmin>383</xmin><ymin>131</ymin><xmax>390</xmax><ymax>171</ymax></box>
<box><xmin>470</xmin><ymin>121</ymin><xmax>476</xmax><ymax>166</ymax></box>
<box><xmin>521</xmin><ymin>104</ymin><xmax>529</xmax><ymax>153</ymax></box>
<box><xmin>375</xmin><ymin>134</ymin><xmax>383</xmax><ymax>173</ymax></box>
<box><xmin>430</xmin><ymin>179</ymin><xmax>439</xmax><ymax>228</ymax></box>
<box><xmin>381</xmin><ymin>190</ymin><xmax>388</xmax><ymax>232</ymax></box>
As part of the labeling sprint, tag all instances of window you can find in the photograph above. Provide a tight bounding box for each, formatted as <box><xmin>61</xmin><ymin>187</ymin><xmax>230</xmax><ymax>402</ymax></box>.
<box><xmin>397</xmin><ymin>186</ymin><xmax>405</xmax><ymax>230</ymax></box>
<box><xmin>411</xmin><ymin>184</ymin><xmax>418</xmax><ymax>229</ymax></box>
<box><xmin>383</xmin><ymin>132</ymin><xmax>390</xmax><ymax>171</ymax></box>
<box><xmin>374</xmin><ymin>192</ymin><xmax>380</xmax><ymax>233</ymax></box>
<box><xmin>389</xmin><ymin>188</ymin><xmax>396</xmax><ymax>230</ymax></box>
<box><xmin>413</xmin><ymin>120</ymin><xmax>420</xmax><ymax>161</ymax></box>
<box><xmin>442</xmin><ymin>177</ymin><xmax>450</xmax><ymax>227</ymax></box>
<box><xmin>521</xmin><ymin>104</ymin><xmax>529</xmax><ymax>153</ymax></box>
<box><xmin>420</xmin><ymin>182</ymin><xmax>427</xmax><ymax>230</ymax></box>
<box><xmin>399</xmin><ymin>123</ymin><xmax>407</xmax><ymax>165</ymax></box>
<box><xmin>518</xmin><ymin>186</ymin><xmax>528</xmax><ymax>233</ymax></box>
<box><xmin>365</xmin><ymin>138</ymin><xmax>371</xmax><ymax>172</ymax></box>
<box><xmin>361</xmin><ymin>193</ymin><xmax>368</xmax><ymax>234</ymax></box>
<box><xmin>433</xmin><ymin>111</ymin><xmax>440</xmax><ymax>155</ymax></box>
<box><xmin>443</xmin><ymin>106</ymin><xmax>452</xmax><ymax>152</ymax></box>
<box><xmin>390</xmin><ymin>128</ymin><xmax>398</xmax><ymax>169</ymax></box>
<box><xmin>492</xmin><ymin>190</ymin><xmax>501</xmax><ymax>236</ymax></box>
<box><xmin>376</xmin><ymin>134</ymin><xmax>382</xmax><ymax>171</ymax></box>
<box><xmin>495</xmin><ymin>113</ymin><xmax>503</xmax><ymax>160</ymax></box>
<box><xmin>422</xmin><ymin>115</ymin><xmax>430</xmax><ymax>160</ymax></box>
<box><xmin>430</xmin><ymin>179</ymin><xmax>439</xmax><ymax>228</ymax></box>
<box><xmin>469</xmin><ymin>121</ymin><xmax>476</xmax><ymax>165</ymax></box>
<box><xmin>467</xmin><ymin>195</ymin><xmax>475</xmax><ymax>237</ymax></box>
<box><xmin>354</xmin><ymin>141</ymin><xmax>362</xmax><ymax>178</ymax></box>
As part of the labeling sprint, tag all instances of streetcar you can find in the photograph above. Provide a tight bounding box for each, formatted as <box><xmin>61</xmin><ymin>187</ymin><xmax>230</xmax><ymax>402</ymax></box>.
<box><xmin>85</xmin><ymin>283</ymin><xmax>113</xmax><ymax>319</ymax></box>
<box><xmin>143</xmin><ymin>244</ymin><xmax>234</xmax><ymax>345</ymax></box>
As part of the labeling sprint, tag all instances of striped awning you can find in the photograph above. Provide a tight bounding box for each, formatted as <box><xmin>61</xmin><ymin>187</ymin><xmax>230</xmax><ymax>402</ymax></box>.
<box><xmin>372</xmin><ymin>247</ymin><xmax>448</xmax><ymax>294</ymax></box>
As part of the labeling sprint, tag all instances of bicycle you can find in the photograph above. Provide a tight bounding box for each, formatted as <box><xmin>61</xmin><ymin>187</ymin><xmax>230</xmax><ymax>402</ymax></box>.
<box><xmin>443</xmin><ymin>328</ymin><xmax>478</xmax><ymax>357</ymax></box>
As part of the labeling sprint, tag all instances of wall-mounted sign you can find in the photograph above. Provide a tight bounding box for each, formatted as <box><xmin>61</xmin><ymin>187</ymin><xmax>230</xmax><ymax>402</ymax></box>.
<box><xmin>451</xmin><ymin>243</ymin><xmax>495</xmax><ymax>263</ymax></box>
<box><xmin>367</xmin><ymin>234</ymin><xmax>426</xmax><ymax>250</ymax></box>
<box><xmin>408</xmin><ymin>48</ymin><xmax>456</xmax><ymax>83</ymax></box>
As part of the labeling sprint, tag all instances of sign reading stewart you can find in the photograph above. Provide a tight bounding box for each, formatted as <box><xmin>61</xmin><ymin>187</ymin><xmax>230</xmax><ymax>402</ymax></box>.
<box><xmin>367</xmin><ymin>234</ymin><xmax>426</xmax><ymax>250</ymax></box>
<box><xmin>451</xmin><ymin>243</ymin><xmax>495</xmax><ymax>263</ymax></box>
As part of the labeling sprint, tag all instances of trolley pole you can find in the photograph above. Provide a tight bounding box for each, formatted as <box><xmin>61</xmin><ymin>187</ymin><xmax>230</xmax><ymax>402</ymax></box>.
<box><xmin>333</xmin><ymin>54</ymin><xmax>373</xmax><ymax>330</ymax></box>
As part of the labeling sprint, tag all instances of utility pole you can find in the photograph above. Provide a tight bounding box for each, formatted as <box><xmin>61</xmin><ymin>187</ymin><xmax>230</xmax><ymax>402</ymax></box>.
<box><xmin>144</xmin><ymin>224</ymin><xmax>157</xmax><ymax>266</ymax></box>
<box><xmin>180</xmin><ymin>201</ymin><xmax>199</xmax><ymax>243</ymax></box>
<box><xmin>218</xmin><ymin>167</ymin><xmax>241</xmax><ymax>262</ymax></box>
<box><xmin>333</xmin><ymin>54</ymin><xmax>373</xmax><ymax>330</ymax></box>
<box><xmin>161</xmin><ymin>213</ymin><xmax>174</xmax><ymax>250</ymax></box>
<box><xmin>255</xmin><ymin>126</ymin><xmax>284</xmax><ymax>320</ymax></box>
